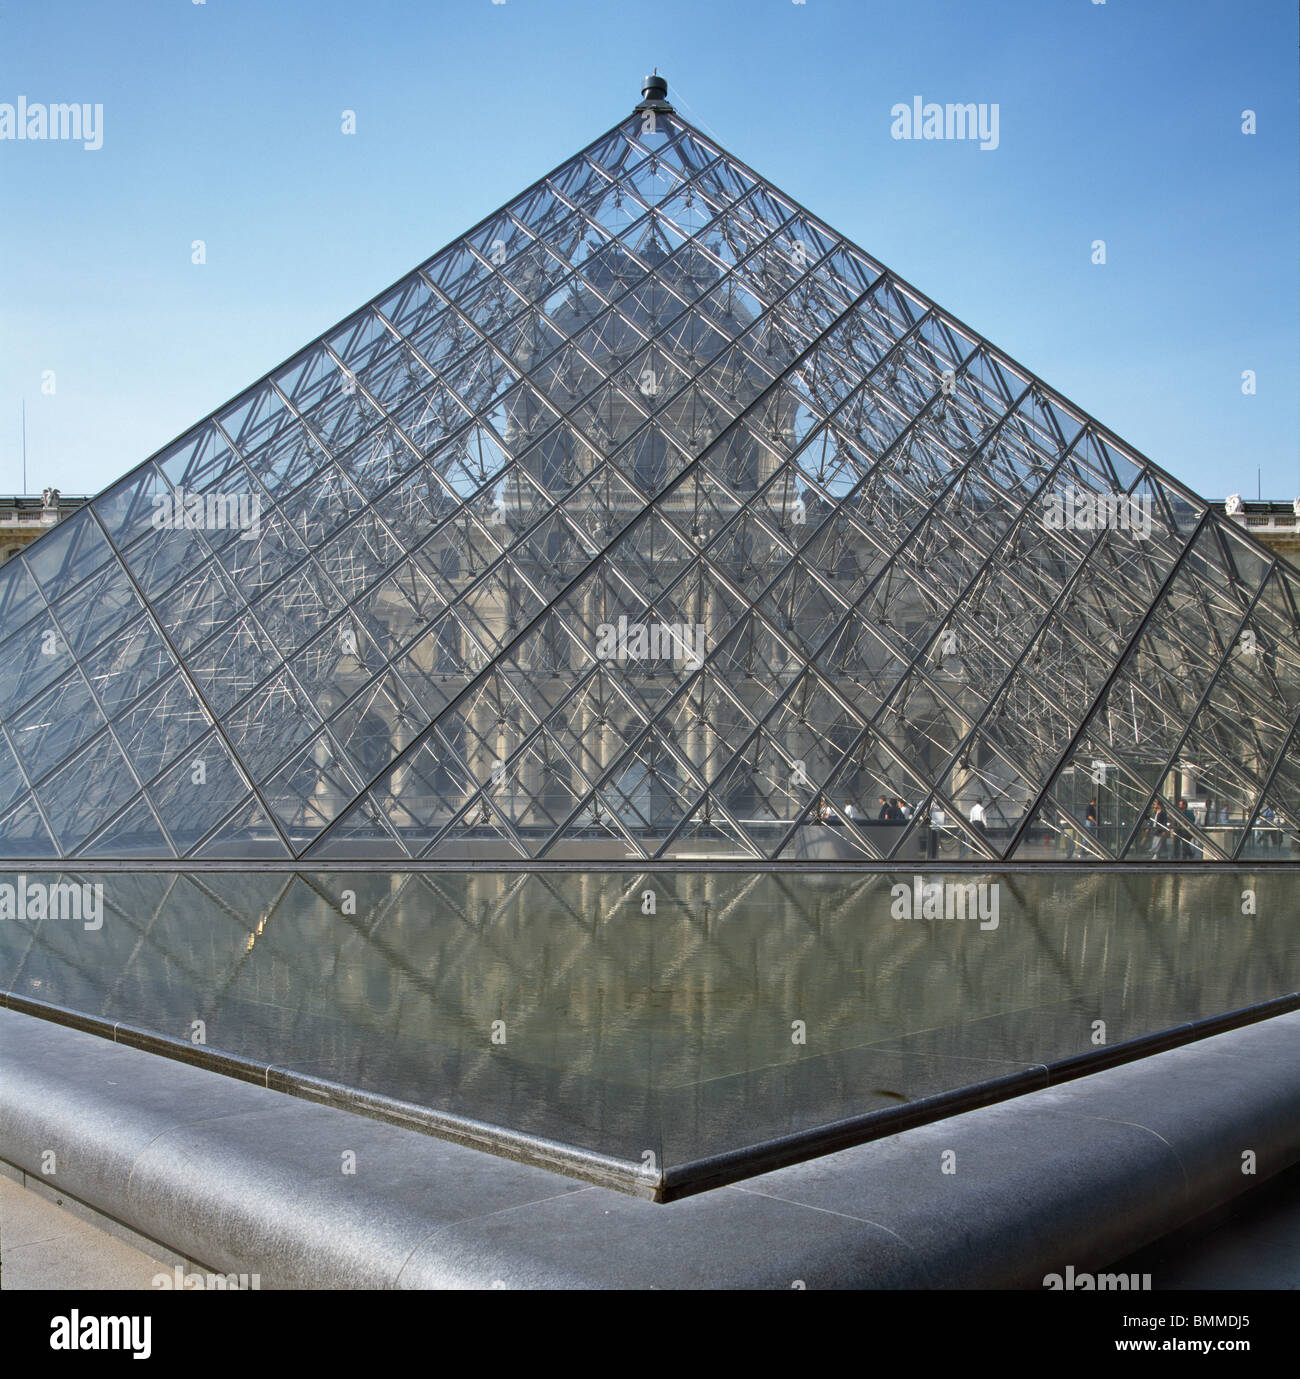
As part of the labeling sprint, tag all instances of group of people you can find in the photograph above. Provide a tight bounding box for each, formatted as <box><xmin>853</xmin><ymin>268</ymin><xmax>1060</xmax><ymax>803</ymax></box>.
<box><xmin>1084</xmin><ymin>796</ymin><xmax>1198</xmax><ymax>859</ymax></box>
<box><xmin>815</xmin><ymin>796</ymin><xmax>914</xmax><ymax>824</ymax></box>
<box><xmin>813</xmin><ymin>794</ymin><xmax>995</xmax><ymax>862</ymax></box>
<box><xmin>1146</xmin><ymin>798</ymin><xmax>1198</xmax><ymax>860</ymax></box>
<box><xmin>812</xmin><ymin>789</ymin><xmax>1281</xmax><ymax>858</ymax></box>
<box><xmin>1255</xmin><ymin>804</ymin><xmax>1283</xmax><ymax>848</ymax></box>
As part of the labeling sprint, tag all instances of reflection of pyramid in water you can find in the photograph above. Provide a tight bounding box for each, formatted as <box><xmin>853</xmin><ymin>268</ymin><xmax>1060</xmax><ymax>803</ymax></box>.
<box><xmin>1</xmin><ymin>78</ymin><xmax>1298</xmax><ymax>864</ymax></box>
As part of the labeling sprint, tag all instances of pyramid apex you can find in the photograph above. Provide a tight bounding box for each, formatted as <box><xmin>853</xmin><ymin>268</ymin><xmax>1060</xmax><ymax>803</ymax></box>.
<box><xmin>637</xmin><ymin>71</ymin><xmax>672</xmax><ymax>113</ymax></box>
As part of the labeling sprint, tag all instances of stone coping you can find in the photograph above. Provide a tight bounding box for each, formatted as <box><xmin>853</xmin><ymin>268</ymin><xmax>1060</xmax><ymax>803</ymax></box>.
<box><xmin>1</xmin><ymin>1006</ymin><xmax>1297</xmax><ymax>1288</ymax></box>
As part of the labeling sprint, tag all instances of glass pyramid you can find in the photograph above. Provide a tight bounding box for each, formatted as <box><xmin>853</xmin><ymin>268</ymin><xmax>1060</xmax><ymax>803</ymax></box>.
<box><xmin>1</xmin><ymin>81</ymin><xmax>1297</xmax><ymax>865</ymax></box>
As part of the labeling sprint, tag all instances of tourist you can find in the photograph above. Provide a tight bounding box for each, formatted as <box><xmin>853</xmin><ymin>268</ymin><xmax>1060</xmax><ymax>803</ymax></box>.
<box><xmin>1150</xmin><ymin>800</ymin><xmax>1170</xmax><ymax>860</ymax></box>
<box><xmin>1174</xmin><ymin>798</ymin><xmax>1192</xmax><ymax>860</ymax></box>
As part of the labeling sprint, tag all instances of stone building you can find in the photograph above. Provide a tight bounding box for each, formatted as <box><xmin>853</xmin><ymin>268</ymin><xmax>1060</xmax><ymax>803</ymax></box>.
<box><xmin>0</xmin><ymin>491</ymin><xmax>87</xmax><ymax>566</ymax></box>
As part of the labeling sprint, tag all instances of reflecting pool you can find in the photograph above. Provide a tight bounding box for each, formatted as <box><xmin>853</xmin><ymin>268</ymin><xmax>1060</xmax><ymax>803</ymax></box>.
<box><xmin>1</xmin><ymin>868</ymin><xmax>1296</xmax><ymax>1196</ymax></box>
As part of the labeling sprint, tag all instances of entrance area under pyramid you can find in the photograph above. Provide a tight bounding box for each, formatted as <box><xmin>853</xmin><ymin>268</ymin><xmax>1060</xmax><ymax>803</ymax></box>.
<box><xmin>0</xmin><ymin>78</ymin><xmax>1296</xmax><ymax>1196</ymax></box>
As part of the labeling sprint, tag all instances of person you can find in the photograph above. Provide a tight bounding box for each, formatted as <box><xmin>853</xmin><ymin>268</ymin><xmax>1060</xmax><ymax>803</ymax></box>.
<box><xmin>928</xmin><ymin>802</ymin><xmax>946</xmax><ymax>859</ymax></box>
<box><xmin>1150</xmin><ymin>800</ymin><xmax>1170</xmax><ymax>860</ymax></box>
<box><xmin>843</xmin><ymin>800</ymin><xmax>856</xmax><ymax>822</ymax></box>
<box><xmin>1174</xmin><ymin>798</ymin><xmax>1192</xmax><ymax>860</ymax></box>
<box><xmin>1085</xmin><ymin>798</ymin><xmax>1098</xmax><ymax>834</ymax></box>
<box><xmin>895</xmin><ymin>797</ymin><xmax>910</xmax><ymax>822</ymax></box>
<box><xmin>961</xmin><ymin>796</ymin><xmax>987</xmax><ymax>859</ymax></box>
<box><xmin>877</xmin><ymin>795</ymin><xmax>891</xmax><ymax>822</ymax></box>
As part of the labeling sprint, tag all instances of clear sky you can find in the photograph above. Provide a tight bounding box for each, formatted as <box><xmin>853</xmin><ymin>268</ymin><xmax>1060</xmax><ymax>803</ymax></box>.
<box><xmin>1</xmin><ymin>0</ymin><xmax>1296</xmax><ymax>504</ymax></box>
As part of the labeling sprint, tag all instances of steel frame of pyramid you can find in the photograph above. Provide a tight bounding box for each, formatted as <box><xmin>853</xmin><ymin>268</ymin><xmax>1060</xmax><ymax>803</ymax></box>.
<box><xmin>1</xmin><ymin>94</ymin><xmax>1298</xmax><ymax>866</ymax></box>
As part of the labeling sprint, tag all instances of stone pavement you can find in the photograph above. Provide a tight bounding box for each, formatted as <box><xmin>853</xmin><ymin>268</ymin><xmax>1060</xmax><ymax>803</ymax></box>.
<box><xmin>0</xmin><ymin>1172</ymin><xmax>167</xmax><ymax>1290</ymax></box>
<box><xmin>1116</xmin><ymin>1162</ymin><xmax>1300</xmax><ymax>1290</ymax></box>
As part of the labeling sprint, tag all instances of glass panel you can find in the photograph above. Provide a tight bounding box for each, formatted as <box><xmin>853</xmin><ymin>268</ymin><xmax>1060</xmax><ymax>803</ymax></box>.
<box><xmin>0</xmin><ymin>614</ymin><xmax>77</xmax><ymax>718</ymax></box>
<box><xmin>187</xmin><ymin>614</ymin><xmax>282</xmax><ymax>717</ymax></box>
<box><xmin>9</xmin><ymin>670</ymin><xmax>106</xmax><ymax>785</ymax></box>
<box><xmin>111</xmin><ymin>673</ymin><xmax>211</xmax><ymax>786</ymax></box>
<box><xmin>119</xmin><ymin>516</ymin><xmax>212</xmax><ymax>601</ymax></box>
<box><xmin>154</xmin><ymin>557</ymin><xmax>246</xmax><ymax>658</ymax></box>
<box><xmin>50</xmin><ymin>557</ymin><xmax>143</xmax><ymax>659</ymax></box>
<box><xmin>78</xmin><ymin>795</ymin><xmax>175</xmax><ymax>859</ymax></box>
<box><xmin>216</xmin><ymin>509</ymin><xmax>311</xmax><ymax>606</ymax></box>
<box><xmin>24</xmin><ymin>508</ymin><xmax>113</xmax><ymax>598</ymax></box>
<box><xmin>224</xmin><ymin>669</ymin><xmax>323</xmax><ymax>781</ymax></box>
<box><xmin>155</xmin><ymin>422</ymin><xmax>245</xmax><ymax>494</ymax></box>
<box><xmin>93</xmin><ymin>463</ymin><xmax>171</xmax><ymax>545</ymax></box>
<box><xmin>1015</xmin><ymin>800</ymin><xmax>1111</xmax><ymax>861</ymax></box>
<box><xmin>146</xmin><ymin>732</ymin><xmax>253</xmax><ymax>854</ymax></box>
<box><xmin>263</xmin><ymin>730</ymin><xmax>363</xmax><ymax>846</ymax></box>
<box><xmin>192</xmin><ymin>798</ymin><xmax>292</xmax><ymax>859</ymax></box>
<box><xmin>0</xmin><ymin>554</ymin><xmax>44</xmax><ymax>629</ymax></box>
<box><xmin>279</xmin><ymin>463</ymin><xmax>367</xmax><ymax>548</ymax></box>
<box><xmin>331</xmin><ymin>669</ymin><xmax>425</xmax><ymax>781</ymax></box>
<box><xmin>0</xmin><ymin>731</ymin><xmax>27</xmax><ymax>814</ymax></box>
<box><xmin>246</xmin><ymin>559</ymin><xmax>343</xmax><ymax>657</ymax></box>
<box><xmin>0</xmin><ymin>794</ymin><xmax>57</xmax><ymax>857</ymax></box>
<box><xmin>36</xmin><ymin>733</ymin><xmax>139</xmax><ymax>853</ymax></box>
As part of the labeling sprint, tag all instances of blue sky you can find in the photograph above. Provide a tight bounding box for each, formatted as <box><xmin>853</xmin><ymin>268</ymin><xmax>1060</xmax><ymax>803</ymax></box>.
<box><xmin>1</xmin><ymin>0</ymin><xmax>1296</xmax><ymax>503</ymax></box>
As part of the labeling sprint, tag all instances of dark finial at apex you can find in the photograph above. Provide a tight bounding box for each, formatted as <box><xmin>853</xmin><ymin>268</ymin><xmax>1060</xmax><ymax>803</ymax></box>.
<box><xmin>636</xmin><ymin>71</ymin><xmax>673</xmax><ymax>115</ymax></box>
